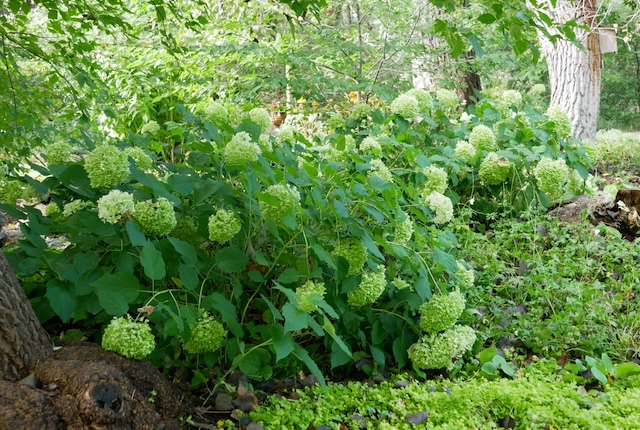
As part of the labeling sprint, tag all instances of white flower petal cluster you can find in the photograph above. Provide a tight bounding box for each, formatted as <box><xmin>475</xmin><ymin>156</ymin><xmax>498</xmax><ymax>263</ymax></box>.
<box><xmin>479</xmin><ymin>152</ymin><xmax>512</xmax><ymax>185</ymax></box>
<box><xmin>45</xmin><ymin>141</ymin><xmax>74</xmax><ymax>165</ymax></box>
<box><xmin>419</xmin><ymin>289</ymin><xmax>466</xmax><ymax>333</ymax></box>
<box><xmin>368</xmin><ymin>159</ymin><xmax>394</xmax><ymax>183</ymax></box>
<box><xmin>422</xmin><ymin>165</ymin><xmax>448</xmax><ymax>195</ymax></box>
<box><xmin>140</xmin><ymin>120</ymin><xmax>160</xmax><ymax>135</ymax></box>
<box><xmin>408</xmin><ymin>325</ymin><xmax>476</xmax><ymax>370</ymax></box>
<box><xmin>246</xmin><ymin>107</ymin><xmax>271</xmax><ymax>130</ymax></box>
<box><xmin>533</xmin><ymin>157</ymin><xmax>570</xmax><ymax>199</ymax></box>
<box><xmin>124</xmin><ymin>147</ymin><xmax>153</xmax><ymax>171</ymax></box>
<box><xmin>405</xmin><ymin>88</ymin><xmax>433</xmax><ymax>113</ymax></box>
<box><xmin>390</xmin><ymin>94</ymin><xmax>419</xmax><ymax>119</ymax></box>
<box><xmin>204</xmin><ymin>102</ymin><xmax>229</xmax><ymax>124</ymax></box>
<box><xmin>454</xmin><ymin>140</ymin><xmax>476</xmax><ymax>162</ymax></box>
<box><xmin>391</xmin><ymin>277</ymin><xmax>410</xmax><ymax>290</ymax></box>
<box><xmin>393</xmin><ymin>213</ymin><xmax>413</xmax><ymax>246</ymax></box>
<box><xmin>456</xmin><ymin>261</ymin><xmax>475</xmax><ymax>288</ymax></box>
<box><xmin>208</xmin><ymin>208</ymin><xmax>242</xmax><ymax>243</ymax></box>
<box><xmin>259</xmin><ymin>133</ymin><xmax>273</xmax><ymax>153</ymax></box>
<box><xmin>545</xmin><ymin>106</ymin><xmax>572</xmax><ymax>138</ymax></box>
<box><xmin>347</xmin><ymin>265</ymin><xmax>387</xmax><ymax>307</ymax></box>
<box><xmin>295</xmin><ymin>280</ymin><xmax>326</xmax><ymax>313</ymax></box>
<box><xmin>133</xmin><ymin>197</ymin><xmax>176</xmax><ymax>236</ymax></box>
<box><xmin>84</xmin><ymin>145</ymin><xmax>130</xmax><ymax>189</ymax></box>
<box><xmin>469</xmin><ymin>124</ymin><xmax>497</xmax><ymax>152</ymax></box>
<box><xmin>102</xmin><ymin>316</ymin><xmax>156</xmax><ymax>359</ymax></box>
<box><xmin>259</xmin><ymin>184</ymin><xmax>301</xmax><ymax>222</ymax></box>
<box><xmin>351</xmin><ymin>103</ymin><xmax>373</xmax><ymax>121</ymax></box>
<box><xmin>63</xmin><ymin>199</ymin><xmax>94</xmax><ymax>217</ymax></box>
<box><xmin>423</xmin><ymin>192</ymin><xmax>453</xmax><ymax>224</ymax></box>
<box><xmin>359</xmin><ymin>137</ymin><xmax>382</xmax><ymax>155</ymax></box>
<box><xmin>223</xmin><ymin>132</ymin><xmax>262</xmax><ymax>165</ymax></box>
<box><xmin>97</xmin><ymin>190</ymin><xmax>135</xmax><ymax>224</ymax></box>
<box><xmin>528</xmin><ymin>84</ymin><xmax>546</xmax><ymax>96</ymax></box>
<box><xmin>183</xmin><ymin>313</ymin><xmax>227</xmax><ymax>354</ymax></box>
<box><xmin>499</xmin><ymin>90</ymin><xmax>523</xmax><ymax>109</ymax></box>
<box><xmin>435</xmin><ymin>89</ymin><xmax>460</xmax><ymax>116</ymax></box>
<box><xmin>332</xmin><ymin>239</ymin><xmax>368</xmax><ymax>276</ymax></box>
<box><xmin>326</xmin><ymin>113</ymin><xmax>345</xmax><ymax>131</ymax></box>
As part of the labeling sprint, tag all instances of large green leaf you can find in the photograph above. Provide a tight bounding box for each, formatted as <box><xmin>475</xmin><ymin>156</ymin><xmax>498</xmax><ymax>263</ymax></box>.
<box><xmin>215</xmin><ymin>247</ymin><xmax>249</xmax><ymax>273</ymax></box>
<box><xmin>268</xmin><ymin>324</ymin><xmax>295</xmax><ymax>362</ymax></box>
<box><xmin>140</xmin><ymin>241</ymin><xmax>166</xmax><ymax>280</ymax></box>
<box><xmin>46</xmin><ymin>279</ymin><xmax>77</xmax><ymax>322</ymax></box>
<box><xmin>282</xmin><ymin>303</ymin><xmax>309</xmax><ymax>332</ymax></box>
<box><xmin>293</xmin><ymin>345</ymin><xmax>326</xmax><ymax>389</ymax></box>
<box><xmin>92</xmin><ymin>272</ymin><xmax>141</xmax><ymax>316</ymax></box>
<box><xmin>239</xmin><ymin>347</ymin><xmax>273</xmax><ymax>381</ymax></box>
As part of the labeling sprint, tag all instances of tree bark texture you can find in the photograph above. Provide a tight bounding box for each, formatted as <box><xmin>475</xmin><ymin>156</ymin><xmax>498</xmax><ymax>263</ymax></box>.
<box><xmin>0</xmin><ymin>251</ymin><xmax>51</xmax><ymax>382</ymax></box>
<box><xmin>539</xmin><ymin>0</ymin><xmax>601</xmax><ymax>141</ymax></box>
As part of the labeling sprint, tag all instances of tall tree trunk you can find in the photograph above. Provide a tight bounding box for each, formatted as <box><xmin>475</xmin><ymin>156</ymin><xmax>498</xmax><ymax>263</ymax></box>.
<box><xmin>0</xmin><ymin>251</ymin><xmax>51</xmax><ymax>382</ymax></box>
<box><xmin>539</xmin><ymin>0</ymin><xmax>601</xmax><ymax>141</ymax></box>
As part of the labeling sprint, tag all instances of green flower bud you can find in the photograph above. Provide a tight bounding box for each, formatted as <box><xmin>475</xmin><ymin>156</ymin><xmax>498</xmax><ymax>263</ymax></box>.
<box><xmin>208</xmin><ymin>209</ymin><xmax>242</xmax><ymax>243</ymax></box>
<box><xmin>133</xmin><ymin>197</ymin><xmax>176</xmax><ymax>236</ymax></box>
<box><xmin>419</xmin><ymin>290</ymin><xmax>466</xmax><ymax>333</ymax></box>
<box><xmin>332</xmin><ymin>239</ymin><xmax>368</xmax><ymax>276</ymax></box>
<box><xmin>223</xmin><ymin>132</ymin><xmax>262</xmax><ymax>165</ymax></box>
<box><xmin>408</xmin><ymin>325</ymin><xmax>476</xmax><ymax>370</ymax></box>
<box><xmin>259</xmin><ymin>184</ymin><xmax>301</xmax><ymax>222</ymax></box>
<box><xmin>102</xmin><ymin>316</ymin><xmax>156</xmax><ymax>359</ymax></box>
<box><xmin>469</xmin><ymin>124</ymin><xmax>497</xmax><ymax>152</ymax></box>
<box><xmin>183</xmin><ymin>313</ymin><xmax>227</xmax><ymax>354</ymax></box>
<box><xmin>97</xmin><ymin>190</ymin><xmax>135</xmax><ymax>224</ymax></box>
<box><xmin>422</xmin><ymin>166</ymin><xmax>448</xmax><ymax>195</ymax></box>
<box><xmin>533</xmin><ymin>157</ymin><xmax>569</xmax><ymax>200</ymax></box>
<box><xmin>347</xmin><ymin>265</ymin><xmax>387</xmax><ymax>307</ymax></box>
<box><xmin>246</xmin><ymin>107</ymin><xmax>271</xmax><ymax>130</ymax></box>
<box><xmin>405</xmin><ymin>88</ymin><xmax>433</xmax><ymax>113</ymax></box>
<box><xmin>479</xmin><ymin>152</ymin><xmax>512</xmax><ymax>185</ymax></box>
<box><xmin>295</xmin><ymin>280</ymin><xmax>326</xmax><ymax>313</ymax></box>
<box><xmin>45</xmin><ymin>141</ymin><xmax>74</xmax><ymax>165</ymax></box>
<box><xmin>390</xmin><ymin>94</ymin><xmax>419</xmax><ymax>119</ymax></box>
<box><xmin>84</xmin><ymin>145</ymin><xmax>130</xmax><ymax>189</ymax></box>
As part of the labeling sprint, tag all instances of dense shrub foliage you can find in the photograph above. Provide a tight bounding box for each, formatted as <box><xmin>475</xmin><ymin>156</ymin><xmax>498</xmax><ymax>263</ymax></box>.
<box><xmin>1</xmin><ymin>88</ymin><xmax>594</xmax><ymax>385</ymax></box>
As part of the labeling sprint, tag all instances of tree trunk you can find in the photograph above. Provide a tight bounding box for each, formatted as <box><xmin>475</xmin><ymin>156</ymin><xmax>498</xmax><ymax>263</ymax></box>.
<box><xmin>0</xmin><ymin>251</ymin><xmax>51</xmax><ymax>382</ymax></box>
<box><xmin>539</xmin><ymin>0</ymin><xmax>601</xmax><ymax>141</ymax></box>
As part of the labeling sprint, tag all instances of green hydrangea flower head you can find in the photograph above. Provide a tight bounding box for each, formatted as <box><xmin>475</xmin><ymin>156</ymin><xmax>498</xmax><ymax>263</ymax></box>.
<box><xmin>204</xmin><ymin>102</ymin><xmax>229</xmax><ymax>124</ymax></box>
<box><xmin>347</xmin><ymin>265</ymin><xmax>387</xmax><ymax>307</ymax></box>
<box><xmin>84</xmin><ymin>145</ymin><xmax>130</xmax><ymax>189</ymax></box>
<box><xmin>566</xmin><ymin>169</ymin><xmax>587</xmax><ymax>196</ymax></box>
<box><xmin>393</xmin><ymin>212</ymin><xmax>413</xmax><ymax>246</ymax></box>
<box><xmin>245</xmin><ymin>107</ymin><xmax>271</xmax><ymax>130</ymax></box>
<box><xmin>223</xmin><ymin>132</ymin><xmax>262</xmax><ymax>165</ymax></box>
<box><xmin>533</xmin><ymin>157</ymin><xmax>569</xmax><ymax>199</ymax></box>
<box><xmin>45</xmin><ymin>141</ymin><xmax>74</xmax><ymax>165</ymax></box>
<box><xmin>208</xmin><ymin>208</ymin><xmax>242</xmax><ymax>243</ymax></box>
<box><xmin>529</xmin><ymin>84</ymin><xmax>546</xmax><ymax>96</ymax></box>
<box><xmin>435</xmin><ymin>89</ymin><xmax>460</xmax><ymax>116</ymax></box>
<box><xmin>0</xmin><ymin>179</ymin><xmax>25</xmax><ymax>205</ymax></box>
<box><xmin>419</xmin><ymin>289</ymin><xmax>466</xmax><ymax>333</ymax></box>
<box><xmin>499</xmin><ymin>90</ymin><xmax>523</xmax><ymax>109</ymax></box>
<box><xmin>102</xmin><ymin>315</ymin><xmax>156</xmax><ymax>359</ymax></box>
<box><xmin>390</xmin><ymin>94</ymin><xmax>419</xmax><ymax>119</ymax></box>
<box><xmin>581</xmin><ymin>140</ymin><xmax>598</xmax><ymax>164</ymax></box>
<box><xmin>479</xmin><ymin>152</ymin><xmax>513</xmax><ymax>185</ymax></box>
<box><xmin>183</xmin><ymin>312</ymin><xmax>227</xmax><ymax>354</ymax></box>
<box><xmin>422</xmin><ymin>192</ymin><xmax>453</xmax><ymax>224</ymax></box>
<box><xmin>391</xmin><ymin>276</ymin><xmax>410</xmax><ymax>291</ymax></box>
<box><xmin>332</xmin><ymin>239</ymin><xmax>368</xmax><ymax>276</ymax></box>
<box><xmin>259</xmin><ymin>133</ymin><xmax>273</xmax><ymax>153</ymax></box>
<box><xmin>123</xmin><ymin>147</ymin><xmax>153</xmax><ymax>171</ymax></box>
<box><xmin>351</xmin><ymin>103</ymin><xmax>373</xmax><ymax>121</ymax></box>
<box><xmin>408</xmin><ymin>325</ymin><xmax>476</xmax><ymax>370</ymax></box>
<box><xmin>405</xmin><ymin>88</ymin><xmax>433</xmax><ymax>113</ymax></box>
<box><xmin>326</xmin><ymin>113</ymin><xmax>345</xmax><ymax>131</ymax></box>
<box><xmin>454</xmin><ymin>140</ymin><xmax>477</xmax><ymax>162</ymax></box>
<box><xmin>295</xmin><ymin>280</ymin><xmax>326</xmax><ymax>313</ymax></box>
<box><xmin>259</xmin><ymin>184</ymin><xmax>301</xmax><ymax>222</ymax></box>
<box><xmin>545</xmin><ymin>106</ymin><xmax>572</xmax><ymax>138</ymax></box>
<box><xmin>63</xmin><ymin>199</ymin><xmax>94</xmax><ymax>217</ymax></box>
<box><xmin>45</xmin><ymin>203</ymin><xmax>61</xmax><ymax>217</ymax></box>
<box><xmin>133</xmin><ymin>197</ymin><xmax>176</xmax><ymax>236</ymax></box>
<box><xmin>422</xmin><ymin>165</ymin><xmax>448</xmax><ymax>195</ymax></box>
<box><xmin>97</xmin><ymin>190</ymin><xmax>135</xmax><ymax>224</ymax></box>
<box><xmin>276</xmin><ymin>126</ymin><xmax>295</xmax><ymax>146</ymax></box>
<box><xmin>469</xmin><ymin>124</ymin><xmax>498</xmax><ymax>152</ymax></box>
<box><xmin>456</xmin><ymin>261</ymin><xmax>475</xmax><ymax>288</ymax></box>
<box><xmin>140</xmin><ymin>120</ymin><xmax>160</xmax><ymax>135</ymax></box>
<box><xmin>368</xmin><ymin>159</ymin><xmax>393</xmax><ymax>183</ymax></box>
<box><xmin>359</xmin><ymin>136</ymin><xmax>382</xmax><ymax>155</ymax></box>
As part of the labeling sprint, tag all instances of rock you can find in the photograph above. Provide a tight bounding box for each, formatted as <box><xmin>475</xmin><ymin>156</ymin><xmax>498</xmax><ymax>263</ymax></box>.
<box><xmin>405</xmin><ymin>411</ymin><xmax>429</xmax><ymax>424</ymax></box>
<box><xmin>214</xmin><ymin>393</ymin><xmax>234</xmax><ymax>411</ymax></box>
<box><xmin>394</xmin><ymin>380</ymin><xmax>410</xmax><ymax>388</ymax></box>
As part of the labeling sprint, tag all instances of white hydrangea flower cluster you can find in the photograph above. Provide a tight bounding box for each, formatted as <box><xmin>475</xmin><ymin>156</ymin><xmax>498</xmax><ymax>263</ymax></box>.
<box><xmin>84</xmin><ymin>145</ymin><xmax>130</xmax><ymax>189</ymax></box>
<box><xmin>259</xmin><ymin>184</ymin><xmax>301</xmax><ymax>222</ymax></box>
<box><xmin>359</xmin><ymin>136</ymin><xmax>382</xmax><ymax>155</ymax></box>
<box><xmin>454</xmin><ymin>140</ymin><xmax>477</xmax><ymax>162</ymax></box>
<box><xmin>295</xmin><ymin>280</ymin><xmax>326</xmax><ymax>313</ymax></box>
<box><xmin>123</xmin><ymin>147</ymin><xmax>153</xmax><ymax>171</ymax></box>
<box><xmin>351</xmin><ymin>103</ymin><xmax>373</xmax><ymax>121</ymax></box>
<box><xmin>435</xmin><ymin>89</ymin><xmax>460</xmax><ymax>116</ymax></box>
<box><xmin>405</xmin><ymin>88</ymin><xmax>433</xmax><ymax>113</ymax></box>
<box><xmin>347</xmin><ymin>265</ymin><xmax>387</xmax><ymax>307</ymax></box>
<box><xmin>479</xmin><ymin>152</ymin><xmax>513</xmax><ymax>185</ymax></box>
<box><xmin>276</xmin><ymin>126</ymin><xmax>295</xmax><ymax>146</ymax></box>
<box><xmin>499</xmin><ymin>90</ymin><xmax>523</xmax><ymax>109</ymax></box>
<box><xmin>407</xmin><ymin>325</ymin><xmax>476</xmax><ymax>370</ymax></box>
<box><xmin>368</xmin><ymin>159</ymin><xmax>394</xmax><ymax>183</ymax></box>
<box><xmin>45</xmin><ymin>203</ymin><xmax>61</xmax><ymax>217</ymax></box>
<box><xmin>391</xmin><ymin>276</ymin><xmax>410</xmax><ymax>290</ymax></box>
<box><xmin>203</xmin><ymin>102</ymin><xmax>229</xmax><ymax>124</ymax></box>
<box><xmin>423</xmin><ymin>192</ymin><xmax>453</xmax><ymax>224</ymax></box>
<box><xmin>326</xmin><ymin>113</ymin><xmax>345</xmax><ymax>131</ymax></box>
<box><xmin>419</xmin><ymin>289</ymin><xmax>466</xmax><ymax>333</ymax></box>
<box><xmin>533</xmin><ymin>157</ymin><xmax>570</xmax><ymax>199</ymax></box>
<box><xmin>97</xmin><ymin>190</ymin><xmax>135</xmax><ymax>224</ymax></box>
<box><xmin>63</xmin><ymin>199</ymin><xmax>94</xmax><ymax>217</ymax></box>
<box><xmin>259</xmin><ymin>133</ymin><xmax>273</xmax><ymax>153</ymax></box>
<box><xmin>245</xmin><ymin>107</ymin><xmax>271</xmax><ymax>130</ymax></box>
<box><xmin>390</xmin><ymin>94</ymin><xmax>419</xmax><ymax>119</ymax></box>
<box><xmin>208</xmin><ymin>208</ymin><xmax>242</xmax><ymax>243</ymax></box>
<box><xmin>183</xmin><ymin>312</ymin><xmax>227</xmax><ymax>354</ymax></box>
<box><xmin>133</xmin><ymin>197</ymin><xmax>176</xmax><ymax>236</ymax></box>
<box><xmin>529</xmin><ymin>84</ymin><xmax>546</xmax><ymax>96</ymax></box>
<box><xmin>332</xmin><ymin>239</ymin><xmax>368</xmax><ymax>276</ymax></box>
<box><xmin>545</xmin><ymin>106</ymin><xmax>572</xmax><ymax>138</ymax></box>
<box><xmin>469</xmin><ymin>124</ymin><xmax>498</xmax><ymax>152</ymax></box>
<box><xmin>140</xmin><ymin>120</ymin><xmax>160</xmax><ymax>135</ymax></box>
<box><xmin>223</xmin><ymin>132</ymin><xmax>262</xmax><ymax>165</ymax></box>
<box><xmin>102</xmin><ymin>316</ymin><xmax>156</xmax><ymax>359</ymax></box>
<box><xmin>393</xmin><ymin>213</ymin><xmax>413</xmax><ymax>246</ymax></box>
<box><xmin>422</xmin><ymin>165</ymin><xmax>448</xmax><ymax>195</ymax></box>
<box><xmin>45</xmin><ymin>141</ymin><xmax>74</xmax><ymax>165</ymax></box>
<box><xmin>456</xmin><ymin>261</ymin><xmax>475</xmax><ymax>288</ymax></box>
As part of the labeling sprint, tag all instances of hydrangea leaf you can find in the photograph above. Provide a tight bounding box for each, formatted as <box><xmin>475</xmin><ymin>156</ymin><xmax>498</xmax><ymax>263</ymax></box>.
<box><xmin>46</xmin><ymin>279</ymin><xmax>77</xmax><ymax>323</ymax></box>
<box><xmin>140</xmin><ymin>241</ymin><xmax>166</xmax><ymax>280</ymax></box>
<box><xmin>93</xmin><ymin>273</ymin><xmax>141</xmax><ymax>316</ymax></box>
<box><xmin>215</xmin><ymin>247</ymin><xmax>249</xmax><ymax>273</ymax></box>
